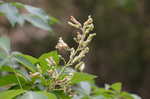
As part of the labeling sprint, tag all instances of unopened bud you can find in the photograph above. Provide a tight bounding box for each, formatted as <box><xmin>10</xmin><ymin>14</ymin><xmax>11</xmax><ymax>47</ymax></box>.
<box><xmin>70</xmin><ymin>48</ymin><xmax>75</xmax><ymax>60</ymax></box>
<box><xmin>80</xmin><ymin>47</ymin><xmax>89</xmax><ymax>55</ymax></box>
<box><xmin>75</xmin><ymin>61</ymin><xmax>84</xmax><ymax>70</ymax></box>
<box><xmin>37</xmin><ymin>64</ymin><xmax>42</xmax><ymax>73</ymax></box>
<box><xmin>46</xmin><ymin>57</ymin><xmax>56</xmax><ymax>66</ymax></box>
<box><xmin>47</xmin><ymin>70</ymin><xmax>53</xmax><ymax>75</ymax></box>
<box><xmin>82</xmin><ymin>33</ymin><xmax>96</xmax><ymax>47</ymax></box>
<box><xmin>77</xmin><ymin>32</ymin><xmax>82</xmax><ymax>41</ymax></box>
<box><xmin>84</xmin><ymin>15</ymin><xmax>93</xmax><ymax>26</ymax></box>
<box><xmin>75</xmin><ymin>62</ymin><xmax>85</xmax><ymax>71</ymax></box>
<box><xmin>72</xmin><ymin>54</ymin><xmax>85</xmax><ymax>64</ymax></box>
<box><xmin>68</xmin><ymin>21</ymin><xmax>81</xmax><ymax>29</ymax></box>
<box><xmin>69</xmin><ymin>72</ymin><xmax>74</xmax><ymax>76</ymax></box>
<box><xmin>68</xmin><ymin>16</ymin><xmax>82</xmax><ymax>29</ymax></box>
<box><xmin>70</xmin><ymin>16</ymin><xmax>82</xmax><ymax>27</ymax></box>
<box><xmin>29</xmin><ymin>72</ymin><xmax>40</xmax><ymax>78</ymax></box>
<box><xmin>56</xmin><ymin>37</ymin><xmax>69</xmax><ymax>51</ymax></box>
<box><xmin>84</xmin><ymin>24</ymin><xmax>94</xmax><ymax>34</ymax></box>
<box><xmin>79</xmin><ymin>63</ymin><xmax>85</xmax><ymax>71</ymax></box>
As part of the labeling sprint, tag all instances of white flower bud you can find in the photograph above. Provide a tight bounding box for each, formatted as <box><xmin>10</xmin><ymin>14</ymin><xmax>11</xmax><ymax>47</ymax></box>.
<box><xmin>82</xmin><ymin>33</ymin><xmax>96</xmax><ymax>47</ymax></box>
<box><xmin>77</xmin><ymin>32</ymin><xmax>82</xmax><ymax>40</ymax></box>
<box><xmin>84</xmin><ymin>16</ymin><xmax>93</xmax><ymax>26</ymax></box>
<box><xmin>56</xmin><ymin>37</ymin><xmax>69</xmax><ymax>51</ymax></box>
<box><xmin>47</xmin><ymin>70</ymin><xmax>53</xmax><ymax>75</ymax></box>
<box><xmin>75</xmin><ymin>61</ymin><xmax>84</xmax><ymax>70</ymax></box>
<box><xmin>37</xmin><ymin>64</ymin><xmax>42</xmax><ymax>73</ymax></box>
<box><xmin>68</xmin><ymin>72</ymin><xmax>74</xmax><ymax>76</ymax></box>
<box><xmin>45</xmin><ymin>57</ymin><xmax>56</xmax><ymax>66</ymax></box>
<box><xmin>29</xmin><ymin>72</ymin><xmax>40</xmax><ymax>78</ymax></box>
<box><xmin>70</xmin><ymin>48</ymin><xmax>75</xmax><ymax>60</ymax></box>
<box><xmin>70</xmin><ymin>16</ymin><xmax>82</xmax><ymax>27</ymax></box>
<box><xmin>79</xmin><ymin>63</ymin><xmax>85</xmax><ymax>71</ymax></box>
<box><xmin>68</xmin><ymin>21</ymin><xmax>81</xmax><ymax>29</ymax></box>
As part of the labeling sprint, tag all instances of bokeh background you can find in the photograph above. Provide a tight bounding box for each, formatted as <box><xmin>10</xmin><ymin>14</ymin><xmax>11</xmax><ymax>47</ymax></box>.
<box><xmin>0</xmin><ymin>0</ymin><xmax>150</xmax><ymax>99</ymax></box>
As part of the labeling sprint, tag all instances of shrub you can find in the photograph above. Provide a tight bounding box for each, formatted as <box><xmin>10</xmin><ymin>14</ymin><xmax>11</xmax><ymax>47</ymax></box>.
<box><xmin>0</xmin><ymin>1</ymin><xmax>141</xmax><ymax>99</ymax></box>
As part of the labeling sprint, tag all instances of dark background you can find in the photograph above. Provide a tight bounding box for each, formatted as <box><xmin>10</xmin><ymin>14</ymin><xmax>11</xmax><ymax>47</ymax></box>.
<box><xmin>0</xmin><ymin>0</ymin><xmax>150</xmax><ymax>99</ymax></box>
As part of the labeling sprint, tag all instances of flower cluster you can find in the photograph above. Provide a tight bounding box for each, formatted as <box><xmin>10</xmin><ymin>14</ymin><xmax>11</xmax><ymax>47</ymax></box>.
<box><xmin>27</xmin><ymin>16</ymin><xmax>97</xmax><ymax>96</ymax></box>
<box><xmin>28</xmin><ymin>16</ymin><xmax>96</xmax><ymax>97</ymax></box>
<box><xmin>56</xmin><ymin>16</ymin><xmax>96</xmax><ymax>71</ymax></box>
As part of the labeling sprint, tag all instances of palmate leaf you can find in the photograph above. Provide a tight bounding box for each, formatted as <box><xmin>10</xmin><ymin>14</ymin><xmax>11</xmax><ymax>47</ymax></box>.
<box><xmin>0</xmin><ymin>89</ymin><xmax>26</xmax><ymax>99</ymax></box>
<box><xmin>17</xmin><ymin>91</ymin><xmax>57</xmax><ymax>99</ymax></box>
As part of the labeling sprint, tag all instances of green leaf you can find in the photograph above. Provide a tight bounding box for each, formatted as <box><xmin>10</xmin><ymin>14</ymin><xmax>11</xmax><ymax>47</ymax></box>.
<box><xmin>0</xmin><ymin>3</ymin><xmax>19</xmax><ymax>26</ymax></box>
<box><xmin>24</xmin><ymin>5</ymin><xmax>48</xmax><ymax>19</ymax></box>
<box><xmin>48</xmin><ymin>16</ymin><xmax>59</xmax><ymax>25</ymax></box>
<box><xmin>52</xmin><ymin>91</ymin><xmax>70</xmax><ymax>99</ymax></box>
<box><xmin>71</xmin><ymin>72</ymin><xmax>97</xmax><ymax>84</ymax></box>
<box><xmin>11</xmin><ymin>2</ymin><xmax>25</xmax><ymax>8</ymax></box>
<box><xmin>0</xmin><ymin>36</ymin><xmax>11</xmax><ymax>54</ymax></box>
<box><xmin>16</xmin><ymin>70</ymin><xmax>31</xmax><ymax>81</ymax></box>
<box><xmin>97</xmin><ymin>88</ymin><xmax>113</xmax><ymax>95</ymax></box>
<box><xmin>120</xmin><ymin>92</ymin><xmax>134</xmax><ymax>99</ymax></box>
<box><xmin>111</xmin><ymin>82</ymin><xmax>122</xmax><ymax>92</ymax></box>
<box><xmin>92</xmin><ymin>96</ymin><xmax>104</xmax><ymax>99</ymax></box>
<box><xmin>38</xmin><ymin>51</ymin><xmax>59</xmax><ymax>72</ymax></box>
<box><xmin>0</xmin><ymin>57</ymin><xmax>10</xmax><ymax>67</ymax></box>
<box><xmin>0</xmin><ymin>65</ymin><xmax>14</xmax><ymax>72</ymax></box>
<box><xmin>0</xmin><ymin>65</ymin><xmax>30</xmax><ymax>81</ymax></box>
<box><xmin>17</xmin><ymin>91</ymin><xmax>57</xmax><ymax>99</ymax></box>
<box><xmin>0</xmin><ymin>89</ymin><xmax>26</xmax><ymax>99</ymax></box>
<box><xmin>0</xmin><ymin>74</ymin><xmax>24</xmax><ymax>87</ymax></box>
<box><xmin>37</xmin><ymin>91</ymin><xmax>57</xmax><ymax>99</ymax></box>
<box><xmin>17</xmin><ymin>53</ymin><xmax>38</xmax><ymax>64</ymax></box>
<box><xmin>39</xmin><ymin>51</ymin><xmax>59</xmax><ymax>64</ymax></box>
<box><xmin>23</xmin><ymin>14</ymin><xmax>52</xmax><ymax>31</ymax></box>
<box><xmin>14</xmin><ymin>54</ymin><xmax>37</xmax><ymax>72</ymax></box>
<box><xmin>0</xmin><ymin>2</ymin><xmax>57</xmax><ymax>31</ymax></box>
<box><xmin>24</xmin><ymin>5</ymin><xmax>58</xmax><ymax>31</ymax></box>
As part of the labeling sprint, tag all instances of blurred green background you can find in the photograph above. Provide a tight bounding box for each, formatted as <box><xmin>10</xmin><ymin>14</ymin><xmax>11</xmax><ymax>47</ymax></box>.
<box><xmin>0</xmin><ymin>0</ymin><xmax>149</xmax><ymax>99</ymax></box>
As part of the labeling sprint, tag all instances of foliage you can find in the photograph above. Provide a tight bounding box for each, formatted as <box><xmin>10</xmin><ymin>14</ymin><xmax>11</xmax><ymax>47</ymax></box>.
<box><xmin>0</xmin><ymin>1</ymin><xmax>58</xmax><ymax>31</ymax></box>
<box><xmin>0</xmin><ymin>1</ymin><xmax>141</xmax><ymax>99</ymax></box>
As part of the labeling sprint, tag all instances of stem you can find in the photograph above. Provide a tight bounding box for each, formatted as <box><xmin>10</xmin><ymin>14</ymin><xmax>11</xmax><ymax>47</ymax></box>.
<box><xmin>10</xmin><ymin>58</ymin><xmax>23</xmax><ymax>89</ymax></box>
<box><xmin>13</xmin><ymin>68</ymin><xmax>23</xmax><ymax>89</ymax></box>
